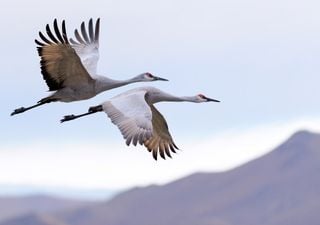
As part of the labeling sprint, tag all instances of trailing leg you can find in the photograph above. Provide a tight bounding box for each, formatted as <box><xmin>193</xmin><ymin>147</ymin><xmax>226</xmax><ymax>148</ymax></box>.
<box><xmin>60</xmin><ymin>105</ymin><xmax>103</xmax><ymax>123</ymax></box>
<box><xmin>10</xmin><ymin>98</ymin><xmax>57</xmax><ymax>116</ymax></box>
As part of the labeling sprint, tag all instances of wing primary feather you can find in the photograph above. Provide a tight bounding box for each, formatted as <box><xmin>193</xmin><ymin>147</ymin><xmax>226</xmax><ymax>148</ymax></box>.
<box><xmin>138</xmin><ymin>131</ymin><xmax>146</xmax><ymax>145</ymax></box>
<box><xmin>88</xmin><ymin>18</ymin><xmax>94</xmax><ymax>42</ymax></box>
<box><xmin>34</xmin><ymin>39</ymin><xmax>45</xmax><ymax>46</ymax></box>
<box><xmin>74</xmin><ymin>29</ymin><xmax>86</xmax><ymax>44</ymax></box>
<box><xmin>61</xmin><ymin>20</ymin><xmax>69</xmax><ymax>44</ymax></box>
<box><xmin>46</xmin><ymin>24</ymin><xmax>59</xmax><ymax>44</ymax></box>
<box><xmin>69</xmin><ymin>38</ymin><xmax>79</xmax><ymax>45</ymax></box>
<box><xmin>152</xmin><ymin>148</ymin><xmax>158</xmax><ymax>160</ymax></box>
<box><xmin>145</xmin><ymin>138</ymin><xmax>155</xmax><ymax>151</ymax></box>
<box><xmin>146</xmin><ymin>146</ymin><xmax>152</xmax><ymax>152</ymax></box>
<box><xmin>138</xmin><ymin>135</ymin><xmax>144</xmax><ymax>145</ymax></box>
<box><xmin>53</xmin><ymin>19</ymin><xmax>64</xmax><ymax>43</ymax></box>
<box><xmin>132</xmin><ymin>134</ymin><xmax>139</xmax><ymax>146</ymax></box>
<box><xmin>164</xmin><ymin>144</ymin><xmax>172</xmax><ymax>158</ymax></box>
<box><xmin>126</xmin><ymin>135</ymin><xmax>133</xmax><ymax>146</ymax></box>
<box><xmin>133</xmin><ymin>129</ymin><xmax>146</xmax><ymax>146</ymax></box>
<box><xmin>170</xmin><ymin>144</ymin><xmax>177</xmax><ymax>153</ymax></box>
<box><xmin>95</xmin><ymin>18</ymin><xmax>100</xmax><ymax>43</ymax></box>
<box><xmin>159</xmin><ymin>144</ymin><xmax>166</xmax><ymax>159</ymax></box>
<box><xmin>39</xmin><ymin>31</ymin><xmax>52</xmax><ymax>44</ymax></box>
<box><xmin>81</xmin><ymin>21</ymin><xmax>90</xmax><ymax>43</ymax></box>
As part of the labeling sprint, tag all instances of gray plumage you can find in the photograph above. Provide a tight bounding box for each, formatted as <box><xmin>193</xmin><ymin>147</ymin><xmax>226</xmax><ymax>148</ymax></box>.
<box><xmin>61</xmin><ymin>87</ymin><xmax>220</xmax><ymax>160</ymax></box>
<box><xmin>11</xmin><ymin>19</ymin><xmax>167</xmax><ymax>116</ymax></box>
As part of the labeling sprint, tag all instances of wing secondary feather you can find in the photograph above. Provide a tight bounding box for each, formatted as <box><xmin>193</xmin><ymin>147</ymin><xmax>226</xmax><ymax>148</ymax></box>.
<box><xmin>102</xmin><ymin>89</ymin><xmax>179</xmax><ymax>160</ymax></box>
<box><xmin>102</xmin><ymin>90</ymin><xmax>153</xmax><ymax>147</ymax></box>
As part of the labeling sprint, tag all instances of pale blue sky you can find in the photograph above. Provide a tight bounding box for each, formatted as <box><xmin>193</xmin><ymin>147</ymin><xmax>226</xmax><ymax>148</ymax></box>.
<box><xmin>0</xmin><ymin>0</ymin><xmax>319</xmax><ymax>195</ymax></box>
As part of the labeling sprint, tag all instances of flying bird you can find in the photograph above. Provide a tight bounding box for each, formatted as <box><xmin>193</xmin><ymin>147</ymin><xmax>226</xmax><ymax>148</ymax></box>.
<box><xmin>60</xmin><ymin>87</ymin><xmax>220</xmax><ymax>160</ymax></box>
<box><xmin>11</xmin><ymin>18</ymin><xmax>167</xmax><ymax>116</ymax></box>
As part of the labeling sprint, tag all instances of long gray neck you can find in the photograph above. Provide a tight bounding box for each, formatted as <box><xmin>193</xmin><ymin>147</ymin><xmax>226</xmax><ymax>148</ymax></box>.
<box><xmin>151</xmin><ymin>92</ymin><xmax>196</xmax><ymax>103</ymax></box>
<box><xmin>95</xmin><ymin>76</ymin><xmax>140</xmax><ymax>94</ymax></box>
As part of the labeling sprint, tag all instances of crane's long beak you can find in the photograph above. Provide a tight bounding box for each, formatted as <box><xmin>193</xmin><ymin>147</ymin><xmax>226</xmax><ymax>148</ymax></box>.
<box><xmin>154</xmin><ymin>76</ymin><xmax>169</xmax><ymax>81</ymax></box>
<box><xmin>206</xmin><ymin>97</ymin><xmax>220</xmax><ymax>102</ymax></box>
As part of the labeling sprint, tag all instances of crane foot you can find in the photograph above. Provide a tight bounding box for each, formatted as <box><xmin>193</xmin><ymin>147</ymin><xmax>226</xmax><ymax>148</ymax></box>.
<box><xmin>60</xmin><ymin>115</ymin><xmax>76</xmax><ymax>123</ymax></box>
<box><xmin>11</xmin><ymin>107</ymin><xmax>26</xmax><ymax>116</ymax></box>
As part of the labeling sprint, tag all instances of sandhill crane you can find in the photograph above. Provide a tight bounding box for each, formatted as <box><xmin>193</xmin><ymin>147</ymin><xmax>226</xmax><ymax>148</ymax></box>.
<box><xmin>11</xmin><ymin>18</ymin><xmax>167</xmax><ymax>116</ymax></box>
<box><xmin>60</xmin><ymin>86</ymin><xmax>220</xmax><ymax>160</ymax></box>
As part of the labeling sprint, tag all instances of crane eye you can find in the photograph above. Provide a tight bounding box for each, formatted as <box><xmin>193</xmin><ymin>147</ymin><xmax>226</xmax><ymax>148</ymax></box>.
<box><xmin>198</xmin><ymin>94</ymin><xmax>205</xmax><ymax>99</ymax></box>
<box><xmin>146</xmin><ymin>73</ymin><xmax>153</xmax><ymax>78</ymax></box>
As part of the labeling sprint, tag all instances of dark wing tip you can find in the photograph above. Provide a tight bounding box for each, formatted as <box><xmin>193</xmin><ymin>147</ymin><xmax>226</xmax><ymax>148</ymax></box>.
<box><xmin>88</xmin><ymin>18</ymin><xmax>94</xmax><ymax>42</ymax></box>
<box><xmin>39</xmin><ymin>31</ymin><xmax>52</xmax><ymax>44</ymax></box>
<box><xmin>37</xmin><ymin>19</ymin><xmax>70</xmax><ymax>46</ymax></box>
<box><xmin>94</xmin><ymin>18</ymin><xmax>100</xmax><ymax>43</ymax></box>
<box><xmin>164</xmin><ymin>145</ymin><xmax>172</xmax><ymax>158</ymax></box>
<box><xmin>146</xmin><ymin>146</ymin><xmax>152</xmax><ymax>152</ymax></box>
<box><xmin>74</xmin><ymin>29</ymin><xmax>85</xmax><ymax>44</ymax></box>
<box><xmin>80</xmin><ymin>21</ymin><xmax>90</xmax><ymax>43</ymax></box>
<box><xmin>35</xmin><ymin>39</ymin><xmax>45</xmax><ymax>46</ymax></box>
<box><xmin>169</xmin><ymin>144</ymin><xmax>176</xmax><ymax>153</ymax></box>
<box><xmin>159</xmin><ymin>148</ymin><xmax>166</xmax><ymax>160</ymax></box>
<box><xmin>61</xmin><ymin>20</ymin><xmax>69</xmax><ymax>44</ymax></box>
<box><xmin>46</xmin><ymin>23</ymin><xmax>59</xmax><ymax>44</ymax></box>
<box><xmin>152</xmin><ymin>150</ymin><xmax>158</xmax><ymax>160</ymax></box>
<box><xmin>53</xmin><ymin>19</ymin><xmax>65</xmax><ymax>43</ymax></box>
<box><xmin>69</xmin><ymin>38</ymin><xmax>78</xmax><ymax>45</ymax></box>
<box><xmin>36</xmin><ymin>46</ymin><xmax>42</xmax><ymax>55</ymax></box>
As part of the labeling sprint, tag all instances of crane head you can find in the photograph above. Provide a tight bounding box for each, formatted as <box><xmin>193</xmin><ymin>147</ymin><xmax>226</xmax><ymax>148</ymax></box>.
<box><xmin>140</xmin><ymin>72</ymin><xmax>169</xmax><ymax>82</ymax></box>
<box><xmin>197</xmin><ymin>94</ymin><xmax>220</xmax><ymax>103</ymax></box>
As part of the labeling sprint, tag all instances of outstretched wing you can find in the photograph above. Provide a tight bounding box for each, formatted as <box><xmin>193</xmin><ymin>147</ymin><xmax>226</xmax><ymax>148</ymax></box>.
<box><xmin>70</xmin><ymin>18</ymin><xmax>100</xmax><ymax>76</ymax></box>
<box><xmin>102</xmin><ymin>90</ymin><xmax>153</xmax><ymax>147</ymax></box>
<box><xmin>35</xmin><ymin>19</ymin><xmax>93</xmax><ymax>91</ymax></box>
<box><xmin>144</xmin><ymin>105</ymin><xmax>179</xmax><ymax>160</ymax></box>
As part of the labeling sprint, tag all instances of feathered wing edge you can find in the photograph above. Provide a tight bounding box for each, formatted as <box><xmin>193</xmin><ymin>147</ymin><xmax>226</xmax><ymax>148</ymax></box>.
<box><xmin>70</xmin><ymin>18</ymin><xmax>100</xmax><ymax>45</ymax></box>
<box><xmin>103</xmin><ymin>91</ymin><xmax>179</xmax><ymax>160</ymax></box>
<box><xmin>102</xmin><ymin>94</ymin><xmax>153</xmax><ymax>149</ymax></box>
<box><xmin>35</xmin><ymin>19</ymin><xmax>70</xmax><ymax>91</ymax></box>
<box><xmin>143</xmin><ymin>105</ymin><xmax>179</xmax><ymax>160</ymax></box>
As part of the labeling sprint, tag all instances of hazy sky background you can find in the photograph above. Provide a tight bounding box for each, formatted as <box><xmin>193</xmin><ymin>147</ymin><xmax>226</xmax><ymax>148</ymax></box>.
<box><xmin>1</xmin><ymin>0</ymin><xmax>319</xmax><ymax>197</ymax></box>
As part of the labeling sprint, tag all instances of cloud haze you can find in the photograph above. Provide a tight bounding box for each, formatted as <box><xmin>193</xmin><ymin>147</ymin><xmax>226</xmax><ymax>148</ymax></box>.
<box><xmin>1</xmin><ymin>118</ymin><xmax>319</xmax><ymax>190</ymax></box>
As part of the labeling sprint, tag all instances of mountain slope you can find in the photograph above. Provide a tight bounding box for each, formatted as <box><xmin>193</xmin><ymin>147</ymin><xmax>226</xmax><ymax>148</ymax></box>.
<box><xmin>57</xmin><ymin>130</ymin><xmax>320</xmax><ymax>225</ymax></box>
<box><xmin>0</xmin><ymin>213</ymin><xmax>69</xmax><ymax>225</ymax></box>
<box><xmin>1</xmin><ymin>130</ymin><xmax>319</xmax><ymax>225</ymax></box>
<box><xmin>0</xmin><ymin>196</ymin><xmax>90</xmax><ymax>222</ymax></box>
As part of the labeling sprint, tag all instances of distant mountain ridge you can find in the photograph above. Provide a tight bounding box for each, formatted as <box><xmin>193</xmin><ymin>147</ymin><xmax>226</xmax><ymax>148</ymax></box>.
<box><xmin>0</xmin><ymin>195</ymin><xmax>91</xmax><ymax>223</ymax></box>
<box><xmin>1</xmin><ymin>130</ymin><xmax>319</xmax><ymax>225</ymax></box>
<box><xmin>0</xmin><ymin>186</ymin><xmax>116</xmax><ymax>201</ymax></box>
